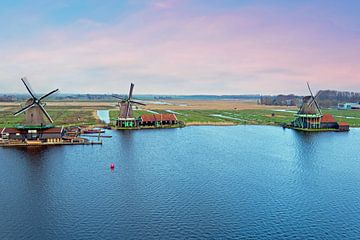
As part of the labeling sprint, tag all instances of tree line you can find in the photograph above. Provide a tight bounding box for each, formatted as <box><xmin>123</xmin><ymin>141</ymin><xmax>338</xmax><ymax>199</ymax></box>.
<box><xmin>260</xmin><ymin>90</ymin><xmax>360</xmax><ymax>108</ymax></box>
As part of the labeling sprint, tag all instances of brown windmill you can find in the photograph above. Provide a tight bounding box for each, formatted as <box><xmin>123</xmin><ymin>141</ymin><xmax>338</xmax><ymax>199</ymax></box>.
<box><xmin>297</xmin><ymin>82</ymin><xmax>322</xmax><ymax>115</ymax></box>
<box><xmin>14</xmin><ymin>77</ymin><xmax>59</xmax><ymax>127</ymax></box>
<box><xmin>291</xmin><ymin>82</ymin><xmax>323</xmax><ymax>129</ymax></box>
<box><xmin>112</xmin><ymin>83</ymin><xmax>145</xmax><ymax>127</ymax></box>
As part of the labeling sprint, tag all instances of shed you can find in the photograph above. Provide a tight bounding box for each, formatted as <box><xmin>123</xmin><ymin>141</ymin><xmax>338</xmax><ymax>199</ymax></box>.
<box><xmin>40</xmin><ymin>127</ymin><xmax>64</xmax><ymax>140</ymax></box>
<box><xmin>338</xmin><ymin>122</ymin><xmax>350</xmax><ymax>132</ymax></box>
<box><xmin>320</xmin><ymin>114</ymin><xmax>338</xmax><ymax>129</ymax></box>
<box><xmin>140</xmin><ymin>114</ymin><xmax>177</xmax><ymax>126</ymax></box>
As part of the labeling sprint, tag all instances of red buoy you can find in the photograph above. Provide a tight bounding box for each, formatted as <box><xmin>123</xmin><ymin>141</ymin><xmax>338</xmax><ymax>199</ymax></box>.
<box><xmin>110</xmin><ymin>163</ymin><xmax>115</xmax><ymax>169</ymax></box>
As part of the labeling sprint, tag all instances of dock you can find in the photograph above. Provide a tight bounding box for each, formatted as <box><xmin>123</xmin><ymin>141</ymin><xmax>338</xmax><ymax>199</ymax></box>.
<box><xmin>0</xmin><ymin>140</ymin><xmax>102</xmax><ymax>147</ymax></box>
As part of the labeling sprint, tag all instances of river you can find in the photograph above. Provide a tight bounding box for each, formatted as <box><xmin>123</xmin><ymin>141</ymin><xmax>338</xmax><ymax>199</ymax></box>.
<box><xmin>0</xmin><ymin>126</ymin><xmax>359</xmax><ymax>239</ymax></box>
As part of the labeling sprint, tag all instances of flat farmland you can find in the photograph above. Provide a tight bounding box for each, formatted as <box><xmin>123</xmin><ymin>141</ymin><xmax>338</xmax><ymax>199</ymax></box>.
<box><xmin>1</xmin><ymin>100</ymin><xmax>360</xmax><ymax>128</ymax></box>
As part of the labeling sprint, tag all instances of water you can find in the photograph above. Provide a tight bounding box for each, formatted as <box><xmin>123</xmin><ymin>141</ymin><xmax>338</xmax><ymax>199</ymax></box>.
<box><xmin>97</xmin><ymin>110</ymin><xmax>110</xmax><ymax>124</ymax></box>
<box><xmin>1</xmin><ymin>126</ymin><xmax>360</xmax><ymax>239</ymax></box>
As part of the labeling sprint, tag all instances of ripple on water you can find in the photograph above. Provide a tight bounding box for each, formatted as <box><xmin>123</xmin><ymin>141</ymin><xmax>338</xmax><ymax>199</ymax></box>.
<box><xmin>0</xmin><ymin>126</ymin><xmax>360</xmax><ymax>239</ymax></box>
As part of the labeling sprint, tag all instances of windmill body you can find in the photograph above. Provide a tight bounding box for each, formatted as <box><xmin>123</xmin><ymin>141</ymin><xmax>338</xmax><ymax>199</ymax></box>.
<box><xmin>119</xmin><ymin>103</ymin><xmax>133</xmax><ymax>119</ymax></box>
<box><xmin>291</xmin><ymin>82</ymin><xmax>323</xmax><ymax>130</ymax></box>
<box><xmin>23</xmin><ymin>99</ymin><xmax>47</xmax><ymax>126</ymax></box>
<box><xmin>14</xmin><ymin>77</ymin><xmax>58</xmax><ymax>129</ymax></box>
<box><xmin>113</xmin><ymin>83</ymin><xmax>146</xmax><ymax>128</ymax></box>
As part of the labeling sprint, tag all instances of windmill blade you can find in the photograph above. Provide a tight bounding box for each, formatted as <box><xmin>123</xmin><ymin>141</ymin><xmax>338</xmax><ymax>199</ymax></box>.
<box><xmin>309</xmin><ymin>92</ymin><xmax>322</xmax><ymax>114</ymax></box>
<box><xmin>130</xmin><ymin>100</ymin><xmax>146</xmax><ymax>106</ymax></box>
<box><xmin>307</xmin><ymin>82</ymin><xmax>316</xmax><ymax>99</ymax></box>
<box><xmin>38</xmin><ymin>103</ymin><xmax>54</xmax><ymax>123</ymax></box>
<box><xmin>125</xmin><ymin>102</ymin><xmax>131</xmax><ymax>118</ymax></box>
<box><xmin>14</xmin><ymin>102</ymin><xmax>35</xmax><ymax>116</ymax></box>
<box><xmin>314</xmin><ymin>100</ymin><xmax>322</xmax><ymax>114</ymax></box>
<box><xmin>307</xmin><ymin>82</ymin><xmax>322</xmax><ymax>114</ymax></box>
<box><xmin>308</xmin><ymin>92</ymin><xmax>320</xmax><ymax>107</ymax></box>
<box><xmin>39</xmin><ymin>89</ymin><xmax>59</xmax><ymax>101</ymax></box>
<box><xmin>128</xmin><ymin>83</ymin><xmax>134</xmax><ymax>100</ymax></box>
<box><xmin>21</xmin><ymin>77</ymin><xmax>36</xmax><ymax>99</ymax></box>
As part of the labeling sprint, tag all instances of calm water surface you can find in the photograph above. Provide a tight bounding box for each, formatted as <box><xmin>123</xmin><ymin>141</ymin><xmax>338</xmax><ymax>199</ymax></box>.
<box><xmin>1</xmin><ymin>126</ymin><xmax>360</xmax><ymax>239</ymax></box>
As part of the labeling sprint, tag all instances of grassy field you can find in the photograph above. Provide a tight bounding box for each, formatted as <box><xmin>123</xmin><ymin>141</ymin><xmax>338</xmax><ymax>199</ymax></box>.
<box><xmin>2</xmin><ymin>101</ymin><xmax>360</xmax><ymax>128</ymax></box>
<box><xmin>111</xmin><ymin>108</ymin><xmax>360</xmax><ymax>127</ymax></box>
<box><xmin>0</xmin><ymin>109</ymin><xmax>101</xmax><ymax>128</ymax></box>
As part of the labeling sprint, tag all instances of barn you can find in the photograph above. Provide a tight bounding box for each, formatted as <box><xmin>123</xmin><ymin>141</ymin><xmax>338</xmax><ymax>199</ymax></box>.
<box><xmin>320</xmin><ymin>114</ymin><xmax>338</xmax><ymax>129</ymax></box>
<box><xmin>139</xmin><ymin>114</ymin><xmax>177</xmax><ymax>127</ymax></box>
<box><xmin>0</xmin><ymin>127</ymin><xmax>64</xmax><ymax>142</ymax></box>
<box><xmin>319</xmin><ymin>114</ymin><xmax>349</xmax><ymax>131</ymax></box>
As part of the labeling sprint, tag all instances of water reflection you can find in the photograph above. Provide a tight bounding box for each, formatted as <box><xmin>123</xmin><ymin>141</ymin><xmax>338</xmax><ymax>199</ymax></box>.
<box><xmin>1</xmin><ymin>126</ymin><xmax>360</xmax><ymax>239</ymax></box>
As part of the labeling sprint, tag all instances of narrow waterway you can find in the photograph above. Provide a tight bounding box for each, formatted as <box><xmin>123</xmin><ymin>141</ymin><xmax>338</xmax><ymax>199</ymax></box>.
<box><xmin>96</xmin><ymin>110</ymin><xmax>110</xmax><ymax>124</ymax></box>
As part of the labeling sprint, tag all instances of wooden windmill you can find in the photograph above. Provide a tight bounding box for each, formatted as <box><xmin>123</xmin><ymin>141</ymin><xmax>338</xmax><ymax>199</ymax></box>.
<box><xmin>112</xmin><ymin>83</ymin><xmax>145</xmax><ymax>127</ymax></box>
<box><xmin>14</xmin><ymin>77</ymin><xmax>58</xmax><ymax>127</ymax></box>
<box><xmin>297</xmin><ymin>82</ymin><xmax>322</xmax><ymax>115</ymax></box>
<box><xmin>292</xmin><ymin>82</ymin><xmax>323</xmax><ymax>129</ymax></box>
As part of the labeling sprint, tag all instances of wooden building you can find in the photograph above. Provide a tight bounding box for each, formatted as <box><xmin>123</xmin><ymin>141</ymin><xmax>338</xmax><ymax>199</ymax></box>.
<box><xmin>338</xmin><ymin>122</ymin><xmax>350</xmax><ymax>131</ymax></box>
<box><xmin>0</xmin><ymin>127</ymin><xmax>64</xmax><ymax>142</ymax></box>
<box><xmin>139</xmin><ymin>114</ymin><xmax>177</xmax><ymax>127</ymax></box>
<box><xmin>320</xmin><ymin>114</ymin><xmax>338</xmax><ymax>129</ymax></box>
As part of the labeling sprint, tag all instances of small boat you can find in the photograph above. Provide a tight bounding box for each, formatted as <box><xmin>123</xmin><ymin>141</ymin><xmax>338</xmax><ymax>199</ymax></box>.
<box><xmin>82</xmin><ymin>129</ymin><xmax>105</xmax><ymax>134</ymax></box>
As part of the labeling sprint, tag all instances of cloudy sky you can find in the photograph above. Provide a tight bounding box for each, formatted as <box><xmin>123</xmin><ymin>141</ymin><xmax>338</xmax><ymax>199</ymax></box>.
<box><xmin>1</xmin><ymin>0</ymin><xmax>360</xmax><ymax>95</ymax></box>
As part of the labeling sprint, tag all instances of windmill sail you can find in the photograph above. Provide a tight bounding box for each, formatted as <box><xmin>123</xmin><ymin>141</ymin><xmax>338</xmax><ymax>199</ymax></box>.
<box><xmin>298</xmin><ymin>82</ymin><xmax>322</xmax><ymax>115</ymax></box>
<box><xmin>113</xmin><ymin>83</ymin><xmax>146</xmax><ymax>119</ymax></box>
<box><xmin>14</xmin><ymin>77</ymin><xmax>58</xmax><ymax>126</ymax></box>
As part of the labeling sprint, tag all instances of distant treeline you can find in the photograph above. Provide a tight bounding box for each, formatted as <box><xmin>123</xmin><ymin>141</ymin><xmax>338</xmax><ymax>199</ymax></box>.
<box><xmin>317</xmin><ymin>90</ymin><xmax>360</xmax><ymax>107</ymax></box>
<box><xmin>0</xmin><ymin>93</ymin><xmax>260</xmax><ymax>102</ymax></box>
<box><xmin>260</xmin><ymin>90</ymin><xmax>360</xmax><ymax>108</ymax></box>
<box><xmin>260</xmin><ymin>94</ymin><xmax>303</xmax><ymax>106</ymax></box>
<box><xmin>0</xmin><ymin>95</ymin><xmax>17</xmax><ymax>102</ymax></box>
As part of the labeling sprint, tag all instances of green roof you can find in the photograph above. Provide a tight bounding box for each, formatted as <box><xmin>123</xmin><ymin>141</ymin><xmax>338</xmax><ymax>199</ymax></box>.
<box><xmin>15</xmin><ymin>124</ymin><xmax>54</xmax><ymax>130</ymax></box>
<box><xmin>295</xmin><ymin>114</ymin><xmax>322</xmax><ymax>117</ymax></box>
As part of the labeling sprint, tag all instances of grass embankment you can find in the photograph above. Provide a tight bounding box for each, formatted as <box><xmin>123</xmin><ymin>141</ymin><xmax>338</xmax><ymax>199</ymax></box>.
<box><xmin>109</xmin><ymin>109</ymin><xmax>294</xmax><ymax>126</ymax></box>
<box><xmin>2</xmin><ymin>102</ymin><xmax>360</xmax><ymax>128</ymax></box>
<box><xmin>111</xmin><ymin>109</ymin><xmax>360</xmax><ymax>127</ymax></box>
<box><xmin>0</xmin><ymin>108</ymin><xmax>101</xmax><ymax>128</ymax></box>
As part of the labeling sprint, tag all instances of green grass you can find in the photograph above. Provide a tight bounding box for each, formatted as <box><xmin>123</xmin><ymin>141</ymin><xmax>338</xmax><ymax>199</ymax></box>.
<box><xmin>50</xmin><ymin>109</ymin><xmax>99</xmax><ymax>126</ymax></box>
<box><xmin>0</xmin><ymin>109</ymin><xmax>99</xmax><ymax>128</ymax></box>
<box><xmin>106</xmin><ymin>109</ymin><xmax>360</xmax><ymax>127</ymax></box>
<box><xmin>2</xmin><ymin>106</ymin><xmax>360</xmax><ymax>128</ymax></box>
<box><xmin>172</xmin><ymin>109</ymin><xmax>294</xmax><ymax>125</ymax></box>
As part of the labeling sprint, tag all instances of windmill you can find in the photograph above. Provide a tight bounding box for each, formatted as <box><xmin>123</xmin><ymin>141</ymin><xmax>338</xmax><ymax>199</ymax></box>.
<box><xmin>292</xmin><ymin>82</ymin><xmax>323</xmax><ymax>129</ymax></box>
<box><xmin>113</xmin><ymin>83</ymin><xmax>145</xmax><ymax>119</ymax></box>
<box><xmin>14</xmin><ymin>77</ymin><xmax>59</xmax><ymax>127</ymax></box>
<box><xmin>297</xmin><ymin>82</ymin><xmax>322</xmax><ymax>115</ymax></box>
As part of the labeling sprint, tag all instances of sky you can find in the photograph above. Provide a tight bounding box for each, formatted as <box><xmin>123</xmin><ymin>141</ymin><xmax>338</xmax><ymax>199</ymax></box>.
<box><xmin>0</xmin><ymin>0</ymin><xmax>360</xmax><ymax>95</ymax></box>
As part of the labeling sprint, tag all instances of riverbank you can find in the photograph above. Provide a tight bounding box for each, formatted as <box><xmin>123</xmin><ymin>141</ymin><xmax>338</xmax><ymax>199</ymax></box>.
<box><xmin>2</xmin><ymin>100</ymin><xmax>360</xmax><ymax>128</ymax></box>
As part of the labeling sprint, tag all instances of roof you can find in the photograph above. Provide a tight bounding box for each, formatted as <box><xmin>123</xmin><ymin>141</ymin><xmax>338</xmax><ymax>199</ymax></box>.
<box><xmin>1</xmin><ymin>127</ymin><xmax>64</xmax><ymax>134</ymax></box>
<box><xmin>41</xmin><ymin>127</ymin><xmax>64</xmax><ymax>134</ymax></box>
<box><xmin>338</xmin><ymin>122</ymin><xmax>349</xmax><ymax>127</ymax></box>
<box><xmin>321</xmin><ymin>114</ymin><xmax>336</xmax><ymax>123</ymax></box>
<box><xmin>140</xmin><ymin>114</ymin><xmax>177</xmax><ymax>122</ymax></box>
<box><xmin>1</xmin><ymin>128</ymin><xmax>21</xmax><ymax>134</ymax></box>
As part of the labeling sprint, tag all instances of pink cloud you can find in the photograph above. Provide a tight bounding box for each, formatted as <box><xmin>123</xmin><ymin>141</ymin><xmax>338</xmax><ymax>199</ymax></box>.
<box><xmin>1</xmin><ymin>3</ymin><xmax>360</xmax><ymax>94</ymax></box>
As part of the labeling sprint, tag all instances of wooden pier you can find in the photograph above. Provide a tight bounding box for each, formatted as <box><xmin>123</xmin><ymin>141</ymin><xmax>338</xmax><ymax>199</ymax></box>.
<box><xmin>0</xmin><ymin>140</ymin><xmax>102</xmax><ymax>147</ymax></box>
